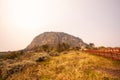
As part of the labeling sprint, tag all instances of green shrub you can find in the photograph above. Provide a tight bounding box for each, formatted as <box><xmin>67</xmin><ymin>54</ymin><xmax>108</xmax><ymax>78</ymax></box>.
<box><xmin>41</xmin><ymin>44</ymin><xmax>50</xmax><ymax>52</ymax></box>
<box><xmin>36</xmin><ymin>55</ymin><xmax>50</xmax><ymax>62</ymax></box>
<box><xmin>56</xmin><ymin>43</ymin><xmax>70</xmax><ymax>52</ymax></box>
<box><xmin>0</xmin><ymin>50</ymin><xmax>24</xmax><ymax>59</ymax></box>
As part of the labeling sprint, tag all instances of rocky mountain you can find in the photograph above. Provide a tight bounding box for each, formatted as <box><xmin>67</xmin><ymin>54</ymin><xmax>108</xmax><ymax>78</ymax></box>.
<box><xmin>26</xmin><ymin>32</ymin><xmax>87</xmax><ymax>50</ymax></box>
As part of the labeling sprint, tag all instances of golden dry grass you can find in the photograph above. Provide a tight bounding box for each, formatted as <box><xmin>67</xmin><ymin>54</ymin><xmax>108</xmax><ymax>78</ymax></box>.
<box><xmin>8</xmin><ymin>51</ymin><xmax>120</xmax><ymax>80</ymax></box>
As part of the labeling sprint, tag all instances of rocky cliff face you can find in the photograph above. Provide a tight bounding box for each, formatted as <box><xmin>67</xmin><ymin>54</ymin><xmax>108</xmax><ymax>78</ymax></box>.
<box><xmin>26</xmin><ymin>32</ymin><xmax>87</xmax><ymax>50</ymax></box>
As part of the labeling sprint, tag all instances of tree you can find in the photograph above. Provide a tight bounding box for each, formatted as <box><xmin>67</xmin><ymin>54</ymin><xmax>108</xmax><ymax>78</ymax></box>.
<box><xmin>41</xmin><ymin>44</ymin><xmax>50</xmax><ymax>52</ymax></box>
<box><xmin>89</xmin><ymin>43</ymin><xmax>95</xmax><ymax>48</ymax></box>
<box><xmin>86</xmin><ymin>43</ymin><xmax>95</xmax><ymax>49</ymax></box>
<box><xmin>99</xmin><ymin>46</ymin><xmax>106</xmax><ymax>49</ymax></box>
<box><xmin>56</xmin><ymin>43</ymin><xmax>70</xmax><ymax>52</ymax></box>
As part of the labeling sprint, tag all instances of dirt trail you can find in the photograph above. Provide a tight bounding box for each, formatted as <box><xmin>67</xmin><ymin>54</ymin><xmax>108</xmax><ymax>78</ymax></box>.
<box><xmin>97</xmin><ymin>67</ymin><xmax>120</xmax><ymax>78</ymax></box>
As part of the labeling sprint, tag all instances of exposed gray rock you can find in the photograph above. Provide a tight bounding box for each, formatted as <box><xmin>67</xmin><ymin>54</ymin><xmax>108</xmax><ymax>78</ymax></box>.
<box><xmin>26</xmin><ymin>32</ymin><xmax>87</xmax><ymax>50</ymax></box>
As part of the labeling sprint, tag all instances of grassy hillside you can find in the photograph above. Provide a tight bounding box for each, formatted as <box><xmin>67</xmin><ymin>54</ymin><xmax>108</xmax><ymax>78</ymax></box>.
<box><xmin>5</xmin><ymin>51</ymin><xmax>120</xmax><ymax>80</ymax></box>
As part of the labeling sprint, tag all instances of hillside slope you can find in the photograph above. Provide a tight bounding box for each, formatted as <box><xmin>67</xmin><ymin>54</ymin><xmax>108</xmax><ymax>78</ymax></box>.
<box><xmin>26</xmin><ymin>32</ymin><xmax>87</xmax><ymax>50</ymax></box>
<box><xmin>1</xmin><ymin>51</ymin><xmax>120</xmax><ymax>80</ymax></box>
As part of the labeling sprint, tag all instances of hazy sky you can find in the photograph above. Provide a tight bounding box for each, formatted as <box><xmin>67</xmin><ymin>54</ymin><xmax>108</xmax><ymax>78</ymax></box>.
<box><xmin>0</xmin><ymin>0</ymin><xmax>120</xmax><ymax>51</ymax></box>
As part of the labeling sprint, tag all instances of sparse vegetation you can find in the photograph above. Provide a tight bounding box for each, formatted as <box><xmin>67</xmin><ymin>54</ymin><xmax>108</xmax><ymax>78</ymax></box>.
<box><xmin>85</xmin><ymin>43</ymin><xmax>95</xmax><ymax>49</ymax></box>
<box><xmin>36</xmin><ymin>55</ymin><xmax>50</xmax><ymax>62</ymax></box>
<box><xmin>41</xmin><ymin>44</ymin><xmax>50</xmax><ymax>52</ymax></box>
<box><xmin>48</xmin><ymin>52</ymin><xmax>60</xmax><ymax>56</ymax></box>
<box><xmin>56</xmin><ymin>43</ymin><xmax>70</xmax><ymax>52</ymax></box>
<box><xmin>0</xmin><ymin>50</ymin><xmax>24</xmax><ymax>60</ymax></box>
<box><xmin>1</xmin><ymin>51</ymin><xmax>119</xmax><ymax>80</ymax></box>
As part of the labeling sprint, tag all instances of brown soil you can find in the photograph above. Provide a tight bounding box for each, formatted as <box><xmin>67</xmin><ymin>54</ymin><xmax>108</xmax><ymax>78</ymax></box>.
<box><xmin>97</xmin><ymin>67</ymin><xmax>120</xmax><ymax>78</ymax></box>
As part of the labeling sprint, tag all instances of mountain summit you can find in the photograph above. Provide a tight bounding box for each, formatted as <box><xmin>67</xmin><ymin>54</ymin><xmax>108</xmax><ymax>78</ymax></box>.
<box><xmin>26</xmin><ymin>32</ymin><xmax>87</xmax><ymax>50</ymax></box>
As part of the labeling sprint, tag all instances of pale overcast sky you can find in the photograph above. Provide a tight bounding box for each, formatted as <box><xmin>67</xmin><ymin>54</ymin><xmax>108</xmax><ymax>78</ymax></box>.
<box><xmin>0</xmin><ymin>0</ymin><xmax>120</xmax><ymax>51</ymax></box>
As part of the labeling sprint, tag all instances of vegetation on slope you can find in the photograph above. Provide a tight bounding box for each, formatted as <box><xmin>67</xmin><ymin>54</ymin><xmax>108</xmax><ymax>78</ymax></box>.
<box><xmin>4</xmin><ymin>51</ymin><xmax>120</xmax><ymax>80</ymax></box>
<box><xmin>26</xmin><ymin>32</ymin><xmax>87</xmax><ymax>50</ymax></box>
<box><xmin>0</xmin><ymin>50</ymin><xmax>24</xmax><ymax>60</ymax></box>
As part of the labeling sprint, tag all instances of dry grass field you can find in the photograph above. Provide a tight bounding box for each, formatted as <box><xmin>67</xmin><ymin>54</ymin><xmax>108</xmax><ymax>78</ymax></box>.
<box><xmin>4</xmin><ymin>50</ymin><xmax>120</xmax><ymax>80</ymax></box>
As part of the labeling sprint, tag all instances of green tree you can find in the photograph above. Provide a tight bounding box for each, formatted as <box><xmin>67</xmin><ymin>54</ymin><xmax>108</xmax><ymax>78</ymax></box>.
<box><xmin>56</xmin><ymin>43</ymin><xmax>70</xmax><ymax>52</ymax></box>
<box><xmin>86</xmin><ymin>43</ymin><xmax>95</xmax><ymax>49</ymax></box>
<box><xmin>41</xmin><ymin>44</ymin><xmax>50</xmax><ymax>52</ymax></box>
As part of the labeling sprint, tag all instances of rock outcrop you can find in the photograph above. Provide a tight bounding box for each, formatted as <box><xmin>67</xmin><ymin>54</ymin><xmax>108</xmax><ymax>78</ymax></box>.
<box><xmin>26</xmin><ymin>32</ymin><xmax>87</xmax><ymax>50</ymax></box>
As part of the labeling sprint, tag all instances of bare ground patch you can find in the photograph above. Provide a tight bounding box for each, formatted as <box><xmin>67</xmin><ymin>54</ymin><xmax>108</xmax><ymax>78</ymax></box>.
<box><xmin>97</xmin><ymin>67</ymin><xmax>120</xmax><ymax>78</ymax></box>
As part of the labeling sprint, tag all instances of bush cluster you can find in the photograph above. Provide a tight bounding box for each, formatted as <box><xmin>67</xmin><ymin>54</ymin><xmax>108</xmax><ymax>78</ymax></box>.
<box><xmin>0</xmin><ymin>50</ymin><xmax>24</xmax><ymax>59</ymax></box>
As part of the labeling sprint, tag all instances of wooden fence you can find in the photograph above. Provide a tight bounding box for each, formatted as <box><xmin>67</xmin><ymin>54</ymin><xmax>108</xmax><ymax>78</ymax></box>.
<box><xmin>83</xmin><ymin>48</ymin><xmax>120</xmax><ymax>60</ymax></box>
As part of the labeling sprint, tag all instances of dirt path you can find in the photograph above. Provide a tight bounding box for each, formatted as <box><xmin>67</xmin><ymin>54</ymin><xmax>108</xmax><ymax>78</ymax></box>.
<box><xmin>97</xmin><ymin>67</ymin><xmax>120</xmax><ymax>78</ymax></box>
